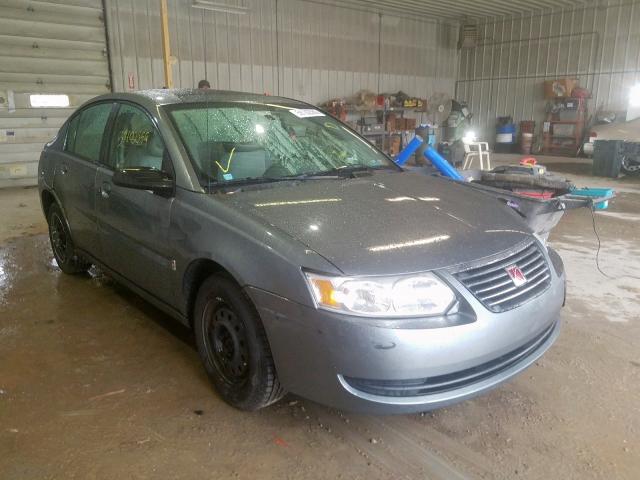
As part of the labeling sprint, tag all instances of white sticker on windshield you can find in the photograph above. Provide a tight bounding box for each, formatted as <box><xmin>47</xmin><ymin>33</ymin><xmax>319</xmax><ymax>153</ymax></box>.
<box><xmin>289</xmin><ymin>108</ymin><xmax>325</xmax><ymax>118</ymax></box>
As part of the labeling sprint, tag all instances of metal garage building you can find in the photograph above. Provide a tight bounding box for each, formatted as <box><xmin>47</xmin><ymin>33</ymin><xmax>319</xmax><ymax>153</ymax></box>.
<box><xmin>458</xmin><ymin>1</ymin><xmax>640</xmax><ymax>140</ymax></box>
<box><xmin>1</xmin><ymin>0</ymin><xmax>639</xmax><ymax>187</ymax></box>
<box><xmin>0</xmin><ymin>0</ymin><xmax>110</xmax><ymax>188</ymax></box>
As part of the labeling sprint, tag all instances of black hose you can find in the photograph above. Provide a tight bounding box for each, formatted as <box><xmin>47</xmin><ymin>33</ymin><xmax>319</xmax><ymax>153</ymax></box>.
<box><xmin>589</xmin><ymin>201</ymin><xmax>640</xmax><ymax>281</ymax></box>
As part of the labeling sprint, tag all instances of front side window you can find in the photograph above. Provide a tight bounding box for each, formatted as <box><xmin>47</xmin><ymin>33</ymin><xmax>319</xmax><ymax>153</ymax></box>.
<box><xmin>167</xmin><ymin>102</ymin><xmax>397</xmax><ymax>188</ymax></box>
<box><xmin>107</xmin><ymin>104</ymin><xmax>170</xmax><ymax>175</ymax></box>
<box><xmin>65</xmin><ymin>103</ymin><xmax>112</xmax><ymax>162</ymax></box>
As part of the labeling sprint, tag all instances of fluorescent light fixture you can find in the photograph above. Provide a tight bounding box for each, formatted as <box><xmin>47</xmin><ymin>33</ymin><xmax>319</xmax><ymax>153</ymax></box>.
<box><xmin>367</xmin><ymin>235</ymin><xmax>450</xmax><ymax>253</ymax></box>
<box><xmin>385</xmin><ymin>196</ymin><xmax>416</xmax><ymax>202</ymax></box>
<box><xmin>254</xmin><ymin>198</ymin><xmax>341</xmax><ymax>207</ymax></box>
<box><xmin>30</xmin><ymin>94</ymin><xmax>70</xmax><ymax>108</ymax></box>
<box><xmin>192</xmin><ymin>1</ymin><xmax>248</xmax><ymax>14</ymax></box>
<box><xmin>384</xmin><ymin>196</ymin><xmax>440</xmax><ymax>202</ymax></box>
<box><xmin>630</xmin><ymin>84</ymin><xmax>640</xmax><ymax>107</ymax></box>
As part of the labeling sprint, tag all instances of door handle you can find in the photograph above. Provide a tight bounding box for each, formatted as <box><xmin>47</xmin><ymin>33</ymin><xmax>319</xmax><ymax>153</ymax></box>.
<box><xmin>60</xmin><ymin>163</ymin><xmax>69</xmax><ymax>175</ymax></box>
<box><xmin>100</xmin><ymin>182</ymin><xmax>112</xmax><ymax>199</ymax></box>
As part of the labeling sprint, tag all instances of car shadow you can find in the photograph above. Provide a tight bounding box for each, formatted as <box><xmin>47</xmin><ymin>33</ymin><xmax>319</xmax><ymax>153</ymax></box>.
<box><xmin>79</xmin><ymin>262</ymin><xmax>197</xmax><ymax>350</ymax></box>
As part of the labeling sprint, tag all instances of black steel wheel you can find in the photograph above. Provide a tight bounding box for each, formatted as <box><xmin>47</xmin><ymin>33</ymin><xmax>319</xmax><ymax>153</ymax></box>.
<box><xmin>50</xmin><ymin>210</ymin><xmax>68</xmax><ymax>263</ymax></box>
<box><xmin>47</xmin><ymin>203</ymin><xmax>90</xmax><ymax>274</ymax></box>
<box><xmin>193</xmin><ymin>274</ymin><xmax>285</xmax><ymax>410</ymax></box>
<box><xmin>621</xmin><ymin>156</ymin><xmax>640</xmax><ymax>175</ymax></box>
<box><xmin>204</xmin><ymin>303</ymin><xmax>250</xmax><ymax>384</ymax></box>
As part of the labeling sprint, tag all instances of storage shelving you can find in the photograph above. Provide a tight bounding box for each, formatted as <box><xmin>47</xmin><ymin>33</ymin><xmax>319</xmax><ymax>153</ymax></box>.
<box><xmin>344</xmin><ymin>106</ymin><xmax>424</xmax><ymax>157</ymax></box>
<box><xmin>542</xmin><ymin>97</ymin><xmax>587</xmax><ymax>156</ymax></box>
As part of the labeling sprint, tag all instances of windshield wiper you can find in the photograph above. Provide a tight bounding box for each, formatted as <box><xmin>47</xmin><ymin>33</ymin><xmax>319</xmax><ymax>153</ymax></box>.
<box><xmin>326</xmin><ymin>164</ymin><xmax>375</xmax><ymax>176</ymax></box>
<box><xmin>292</xmin><ymin>164</ymin><xmax>382</xmax><ymax>180</ymax></box>
<box><xmin>281</xmin><ymin>172</ymin><xmax>340</xmax><ymax>180</ymax></box>
<box><xmin>207</xmin><ymin>176</ymin><xmax>296</xmax><ymax>190</ymax></box>
<box><xmin>206</xmin><ymin>164</ymin><xmax>391</xmax><ymax>190</ymax></box>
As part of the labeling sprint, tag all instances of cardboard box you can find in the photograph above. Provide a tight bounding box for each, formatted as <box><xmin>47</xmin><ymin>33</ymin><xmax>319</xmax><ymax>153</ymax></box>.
<box><xmin>552</xmin><ymin>123</ymin><xmax>575</xmax><ymax>137</ymax></box>
<box><xmin>386</xmin><ymin>114</ymin><xmax>397</xmax><ymax>132</ymax></box>
<box><xmin>544</xmin><ymin>78</ymin><xmax>578</xmax><ymax>98</ymax></box>
<box><xmin>385</xmin><ymin>136</ymin><xmax>401</xmax><ymax>155</ymax></box>
<box><xmin>389</xmin><ymin>118</ymin><xmax>417</xmax><ymax>131</ymax></box>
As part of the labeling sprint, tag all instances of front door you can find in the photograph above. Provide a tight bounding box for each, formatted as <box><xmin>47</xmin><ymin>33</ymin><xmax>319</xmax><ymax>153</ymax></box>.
<box><xmin>95</xmin><ymin>102</ymin><xmax>176</xmax><ymax>304</ymax></box>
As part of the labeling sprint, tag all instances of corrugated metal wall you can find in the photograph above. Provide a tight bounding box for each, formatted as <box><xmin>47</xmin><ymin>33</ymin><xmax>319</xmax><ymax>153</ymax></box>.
<box><xmin>0</xmin><ymin>0</ymin><xmax>110</xmax><ymax>188</ymax></box>
<box><xmin>457</xmin><ymin>0</ymin><xmax>640</xmax><ymax>142</ymax></box>
<box><xmin>379</xmin><ymin>14</ymin><xmax>458</xmax><ymax>96</ymax></box>
<box><xmin>104</xmin><ymin>0</ymin><xmax>458</xmax><ymax>103</ymax></box>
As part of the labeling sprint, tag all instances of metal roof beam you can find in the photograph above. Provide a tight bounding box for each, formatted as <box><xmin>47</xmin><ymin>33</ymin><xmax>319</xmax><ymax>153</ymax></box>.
<box><xmin>448</xmin><ymin>0</ymin><xmax>533</xmax><ymax>17</ymax></box>
<box><xmin>357</xmin><ymin>0</ymin><xmax>506</xmax><ymax>19</ymax></box>
<box><xmin>309</xmin><ymin>0</ymin><xmax>593</xmax><ymax>21</ymax></box>
<box><xmin>298</xmin><ymin>0</ymin><xmax>460</xmax><ymax>23</ymax></box>
<box><xmin>397</xmin><ymin>0</ymin><xmax>512</xmax><ymax>17</ymax></box>
<box><xmin>335</xmin><ymin>0</ymin><xmax>467</xmax><ymax>20</ymax></box>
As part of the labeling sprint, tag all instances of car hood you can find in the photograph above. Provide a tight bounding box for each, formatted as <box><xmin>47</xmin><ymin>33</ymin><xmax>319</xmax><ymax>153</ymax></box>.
<box><xmin>592</xmin><ymin>118</ymin><xmax>640</xmax><ymax>142</ymax></box>
<box><xmin>219</xmin><ymin>171</ymin><xmax>534</xmax><ymax>276</ymax></box>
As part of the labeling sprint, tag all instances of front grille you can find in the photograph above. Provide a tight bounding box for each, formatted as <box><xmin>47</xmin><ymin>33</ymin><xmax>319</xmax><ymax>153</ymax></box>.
<box><xmin>452</xmin><ymin>241</ymin><xmax>551</xmax><ymax>313</ymax></box>
<box><xmin>343</xmin><ymin>320</ymin><xmax>556</xmax><ymax>397</ymax></box>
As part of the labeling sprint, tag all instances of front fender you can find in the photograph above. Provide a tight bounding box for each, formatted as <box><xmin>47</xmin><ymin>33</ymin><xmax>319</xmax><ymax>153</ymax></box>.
<box><xmin>170</xmin><ymin>189</ymin><xmax>340</xmax><ymax>316</ymax></box>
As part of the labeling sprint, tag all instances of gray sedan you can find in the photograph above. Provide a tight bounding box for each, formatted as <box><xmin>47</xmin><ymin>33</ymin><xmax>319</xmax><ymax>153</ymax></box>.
<box><xmin>38</xmin><ymin>89</ymin><xmax>565</xmax><ymax>413</ymax></box>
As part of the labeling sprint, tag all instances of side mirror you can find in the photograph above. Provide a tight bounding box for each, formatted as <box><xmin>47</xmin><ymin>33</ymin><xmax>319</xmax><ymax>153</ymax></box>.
<box><xmin>112</xmin><ymin>168</ymin><xmax>174</xmax><ymax>196</ymax></box>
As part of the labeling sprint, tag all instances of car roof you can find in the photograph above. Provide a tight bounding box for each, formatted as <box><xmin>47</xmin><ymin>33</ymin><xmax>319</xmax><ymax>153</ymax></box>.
<box><xmin>87</xmin><ymin>89</ymin><xmax>309</xmax><ymax>110</ymax></box>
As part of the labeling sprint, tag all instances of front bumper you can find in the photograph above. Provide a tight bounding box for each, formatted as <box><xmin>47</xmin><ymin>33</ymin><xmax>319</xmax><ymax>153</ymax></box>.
<box><xmin>248</xmin><ymin>250</ymin><xmax>565</xmax><ymax>414</ymax></box>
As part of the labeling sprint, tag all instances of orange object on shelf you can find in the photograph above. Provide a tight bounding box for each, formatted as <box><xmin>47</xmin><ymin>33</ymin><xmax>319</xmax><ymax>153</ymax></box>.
<box><xmin>543</xmin><ymin>78</ymin><xmax>578</xmax><ymax>98</ymax></box>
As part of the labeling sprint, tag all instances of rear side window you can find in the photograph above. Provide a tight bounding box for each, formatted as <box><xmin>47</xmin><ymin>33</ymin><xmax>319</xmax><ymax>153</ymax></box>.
<box><xmin>65</xmin><ymin>115</ymin><xmax>79</xmax><ymax>151</ymax></box>
<box><xmin>65</xmin><ymin>103</ymin><xmax>112</xmax><ymax>162</ymax></box>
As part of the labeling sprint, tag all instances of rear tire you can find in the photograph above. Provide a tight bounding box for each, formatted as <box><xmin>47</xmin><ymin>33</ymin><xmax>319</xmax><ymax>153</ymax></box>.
<box><xmin>193</xmin><ymin>275</ymin><xmax>285</xmax><ymax>410</ymax></box>
<box><xmin>621</xmin><ymin>156</ymin><xmax>640</xmax><ymax>176</ymax></box>
<box><xmin>47</xmin><ymin>203</ymin><xmax>90</xmax><ymax>274</ymax></box>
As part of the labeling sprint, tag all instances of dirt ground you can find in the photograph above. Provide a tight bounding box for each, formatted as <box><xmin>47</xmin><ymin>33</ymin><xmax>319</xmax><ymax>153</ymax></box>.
<box><xmin>1</xmin><ymin>155</ymin><xmax>639</xmax><ymax>479</ymax></box>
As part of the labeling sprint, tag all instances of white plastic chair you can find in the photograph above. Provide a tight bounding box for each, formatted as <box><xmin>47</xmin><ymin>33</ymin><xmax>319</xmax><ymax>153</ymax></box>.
<box><xmin>463</xmin><ymin>142</ymin><xmax>491</xmax><ymax>170</ymax></box>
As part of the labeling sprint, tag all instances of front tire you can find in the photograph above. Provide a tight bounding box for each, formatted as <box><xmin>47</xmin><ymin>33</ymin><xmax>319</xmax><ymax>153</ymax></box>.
<box><xmin>47</xmin><ymin>203</ymin><xmax>90</xmax><ymax>274</ymax></box>
<box><xmin>193</xmin><ymin>275</ymin><xmax>285</xmax><ymax>410</ymax></box>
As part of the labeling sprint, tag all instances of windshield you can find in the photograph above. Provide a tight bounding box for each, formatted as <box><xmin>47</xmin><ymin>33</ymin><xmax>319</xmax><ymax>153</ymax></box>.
<box><xmin>166</xmin><ymin>101</ymin><xmax>398</xmax><ymax>188</ymax></box>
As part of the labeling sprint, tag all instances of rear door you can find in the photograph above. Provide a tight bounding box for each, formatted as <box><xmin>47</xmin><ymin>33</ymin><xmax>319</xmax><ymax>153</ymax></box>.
<box><xmin>95</xmin><ymin>102</ymin><xmax>176</xmax><ymax>303</ymax></box>
<box><xmin>53</xmin><ymin>101</ymin><xmax>114</xmax><ymax>253</ymax></box>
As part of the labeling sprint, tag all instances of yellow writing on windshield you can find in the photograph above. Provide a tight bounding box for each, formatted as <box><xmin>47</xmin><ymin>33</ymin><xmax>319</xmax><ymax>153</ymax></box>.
<box><xmin>215</xmin><ymin>147</ymin><xmax>237</xmax><ymax>173</ymax></box>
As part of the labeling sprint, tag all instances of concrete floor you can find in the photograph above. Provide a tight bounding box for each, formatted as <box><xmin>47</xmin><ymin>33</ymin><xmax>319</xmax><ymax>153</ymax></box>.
<box><xmin>1</xmin><ymin>155</ymin><xmax>639</xmax><ymax>479</ymax></box>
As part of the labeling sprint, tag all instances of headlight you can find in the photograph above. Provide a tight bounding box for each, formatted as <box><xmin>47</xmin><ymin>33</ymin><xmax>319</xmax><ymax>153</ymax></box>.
<box><xmin>304</xmin><ymin>271</ymin><xmax>456</xmax><ymax>317</ymax></box>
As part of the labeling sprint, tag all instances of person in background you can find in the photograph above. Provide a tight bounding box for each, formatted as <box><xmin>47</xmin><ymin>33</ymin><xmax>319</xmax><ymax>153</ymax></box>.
<box><xmin>198</xmin><ymin>79</ymin><xmax>210</xmax><ymax>90</ymax></box>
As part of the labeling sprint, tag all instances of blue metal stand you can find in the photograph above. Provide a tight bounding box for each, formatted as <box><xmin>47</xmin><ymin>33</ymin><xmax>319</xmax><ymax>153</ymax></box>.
<box><xmin>395</xmin><ymin>136</ymin><xmax>423</xmax><ymax>166</ymax></box>
<box><xmin>423</xmin><ymin>146</ymin><xmax>464</xmax><ymax>181</ymax></box>
<box><xmin>394</xmin><ymin>134</ymin><xmax>463</xmax><ymax>180</ymax></box>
